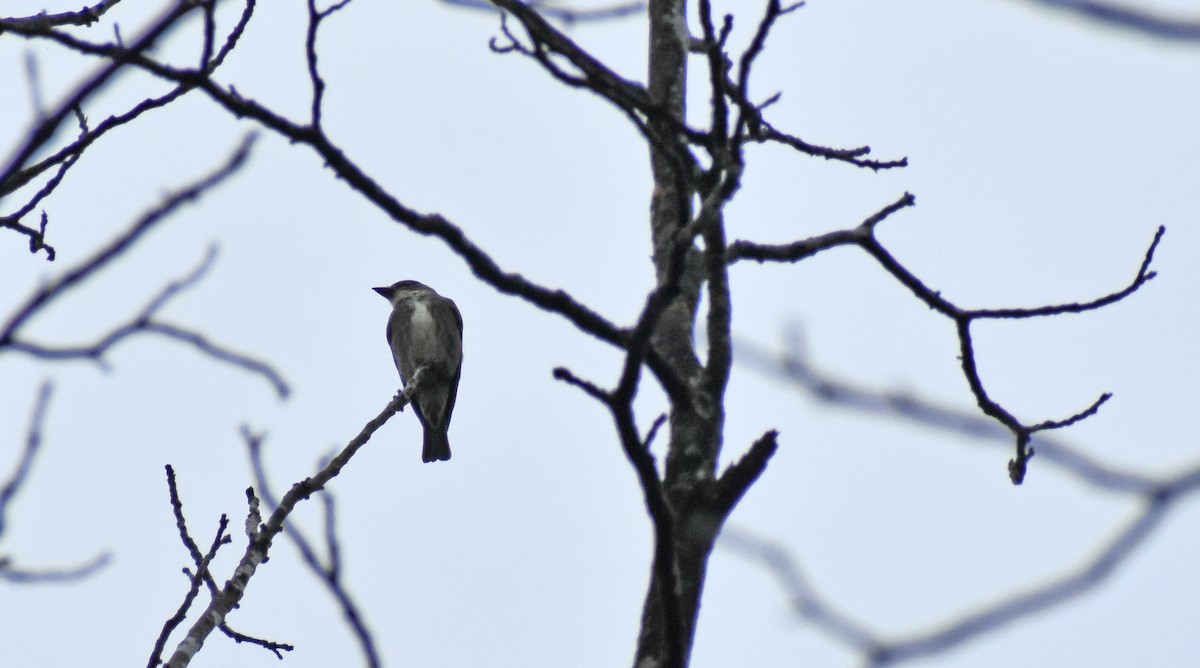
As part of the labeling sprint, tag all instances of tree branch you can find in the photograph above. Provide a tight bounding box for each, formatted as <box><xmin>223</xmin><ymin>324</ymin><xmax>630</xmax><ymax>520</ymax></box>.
<box><xmin>1</xmin><ymin>136</ymin><xmax>254</xmax><ymax>344</ymax></box>
<box><xmin>727</xmin><ymin>192</ymin><xmax>1163</xmax><ymax>482</ymax></box>
<box><xmin>445</xmin><ymin>0</ymin><xmax>645</xmax><ymax>24</ymax></box>
<box><xmin>246</xmin><ymin>433</ymin><xmax>380</xmax><ymax>668</ymax></box>
<box><xmin>161</xmin><ymin>393</ymin><xmax>406</xmax><ymax>667</ymax></box>
<box><xmin>736</xmin><ymin>332</ymin><xmax>1161</xmax><ymax>494</ymax></box>
<box><xmin>1019</xmin><ymin>0</ymin><xmax>1200</xmax><ymax>41</ymax></box>
<box><xmin>719</xmin><ymin>461</ymin><xmax>1200</xmax><ymax>664</ymax></box>
<box><xmin>712</xmin><ymin>430</ymin><xmax>778</xmax><ymax>516</ymax></box>
<box><xmin>1</xmin><ymin>1</ymin><xmax>200</xmax><ymax>217</ymax></box>
<box><xmin>0</xmin><ymin>0</ymin><xmax>124</xmax><ymax>30</ymax></box>
<box><xmin>150</xmin><ymin>465</ymin><xmax>291</xmax><ymax>667</ymax></box>
<box><xmin>0</xmin><ymin>382</ymin><xmax>113</xmax><ymax>584</ymax></box>
<box><xmin>5</xmin><ymin>8</ymin><xmax>696</xmax><ymax>405</ymax></box>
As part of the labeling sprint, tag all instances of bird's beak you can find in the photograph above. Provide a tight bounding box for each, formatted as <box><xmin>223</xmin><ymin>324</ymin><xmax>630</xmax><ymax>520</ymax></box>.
<box><xmin>373</xmin><ymin>286</ymin><xmax>391</xmax><ymax>299</ymax></box>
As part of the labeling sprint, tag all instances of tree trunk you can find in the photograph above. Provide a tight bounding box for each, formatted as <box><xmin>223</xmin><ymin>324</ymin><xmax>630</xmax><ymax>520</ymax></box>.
<box><xmin>635</xmin><ymin>2</ymin><xmax>728</xmax><ymax>666</ymax></box>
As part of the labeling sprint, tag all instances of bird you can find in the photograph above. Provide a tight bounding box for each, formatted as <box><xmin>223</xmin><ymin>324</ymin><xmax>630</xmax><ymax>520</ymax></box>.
<box><xmin>373</xmin><ymin>280</ymin><xmax>463</xmax><ymax>463</ymax></box>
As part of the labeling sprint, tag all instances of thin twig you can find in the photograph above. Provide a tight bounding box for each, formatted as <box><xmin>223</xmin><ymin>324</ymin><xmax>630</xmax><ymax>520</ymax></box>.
<box><xmin>162</xmin><ymin>393</ymin><xmax>407</xmax><ymax>667</ymax></box>
<box><xmin>0</xmin><ymin>383</ymin><xmax>112</xmax><ymax>583</ymax></box>
<box><xmin>245</xmin><ymin>433</ymin><xmax>381</xmax><ymax>668</ymax></box>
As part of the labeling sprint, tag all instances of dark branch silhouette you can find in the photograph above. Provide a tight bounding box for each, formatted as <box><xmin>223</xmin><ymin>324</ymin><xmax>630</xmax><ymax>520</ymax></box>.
<box><xmin>1</xmin><ymin>0</ymin><xmax>258</xmax><ymax>257</ymax></box>
<box><xmin>0</xmin><ymin>382</ymin><xmax>112</xmax><ymax>584</ymax></box>
<box><xmin>148</xmin><ymin>465</ymin><xmax>292</xmax><ymax>668</ymax></box>
<box><xmin>720</xmin><ymin>473</ymin><xmax>1198</xmax><ymax>667</ymax></box>
<box><xmin>1019</xmin><ymin>0</ymin><xmax>1200</xmax><ymax>41</ymax></box>
<box><xmin>1</xmin><ymin>1</ymin><xmax>1186</xmax><ymax>666</ymax></box>
<box><xmin>0</xmin><ymin>137</ymin><xmax>288</xmax><ymax>398</ymax></box>
<box><xmin>160</xmin><ymin>393</ymin><xmax>406</xmax><ymax>667</ymax></box>
<box><xmin>726</xmin><ymin>332</ymin><xmax>1200</xmax><ymax>663</ymax></box>
<box><xmin>0</xmin><ymin>0</ymin><xmax>124</xmax><ymax>30</ymax></box>
<box><xmin>729</xmin><ymin>194</ymin><xmax>1162</xmax><ymax>482</ymax></box>
<box><xmin>245</xmin><ymin>431</ymin><xmax>381</xmax><ymax>668</ymax></box>
<box><xmin>736</xmin><ymin>331</ymin><xmax>1167</xmax><ymax>494</ymax></box>
<box><xmin>445</xmin><ymin>0</ymin><xmax>645</xmax><ymax>24</ymax></box>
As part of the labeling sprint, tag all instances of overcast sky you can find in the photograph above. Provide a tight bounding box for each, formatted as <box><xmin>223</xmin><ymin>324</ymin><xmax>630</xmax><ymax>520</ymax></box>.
<box><xmin>2</xmin><ymin>1</ymin><xmax>1199</xmax><ymax>666</ymax></box>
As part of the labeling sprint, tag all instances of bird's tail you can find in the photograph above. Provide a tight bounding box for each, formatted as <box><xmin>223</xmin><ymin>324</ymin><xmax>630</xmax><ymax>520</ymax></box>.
<box><xmin>422</xmin><ymin>428</ymin><xmax>452</xmax><ymax>463</ymax></box>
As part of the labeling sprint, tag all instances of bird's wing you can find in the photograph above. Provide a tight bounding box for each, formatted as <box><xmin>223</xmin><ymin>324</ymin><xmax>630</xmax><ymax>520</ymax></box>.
<box><xmin>442</xmin><ymin>297</ymin><xmax>463</xmax><ymax>428</ymax></box>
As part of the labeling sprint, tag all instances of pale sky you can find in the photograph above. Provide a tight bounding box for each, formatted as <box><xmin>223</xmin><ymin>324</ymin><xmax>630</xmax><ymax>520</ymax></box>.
<box><xmin>2</xmin><ymin>1</ymin><xmax>1198</xmax><ymax>666</ymax></box>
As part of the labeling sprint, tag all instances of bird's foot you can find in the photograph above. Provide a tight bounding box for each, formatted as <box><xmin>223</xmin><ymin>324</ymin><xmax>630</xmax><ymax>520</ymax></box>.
<box><xmin>403</xmin><ymin>367</ymin><xmax>427</xmax><ymax>401</ymax></box>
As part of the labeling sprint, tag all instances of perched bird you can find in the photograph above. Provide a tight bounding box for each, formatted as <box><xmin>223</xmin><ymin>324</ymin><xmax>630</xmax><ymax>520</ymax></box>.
<box><xmin>373</xmin><ymin>280</ymin><xmax>463</xmax><ymax>463</ymax></box>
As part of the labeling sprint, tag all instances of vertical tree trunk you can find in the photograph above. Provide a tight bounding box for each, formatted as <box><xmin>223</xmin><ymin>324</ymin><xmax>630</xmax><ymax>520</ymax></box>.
<box><xmin>636</xmin><ymin>2</ymin><xmax>727</xmax><ymax>666</ymax></box>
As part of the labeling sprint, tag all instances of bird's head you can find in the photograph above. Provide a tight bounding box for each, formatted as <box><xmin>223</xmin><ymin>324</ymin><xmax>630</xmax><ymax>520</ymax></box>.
<box><xmin>373</xmin><ymin>279</ymin><xmax>433</xmax><ymax>303</ymax></box>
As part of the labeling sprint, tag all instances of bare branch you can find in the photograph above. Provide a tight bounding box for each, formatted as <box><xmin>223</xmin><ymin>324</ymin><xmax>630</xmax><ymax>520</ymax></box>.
<box><xmin>967</xmin><ymin>226</ymin><xmax>1164</xmax><ymax>319</ymax></box>
<box><xmin>148</xmin><ymin>468</ymin><xmax>233</xmax><ymax>668</ymax></box>
<box><xmin>162</xmin><ymin>393</ymin><xmax>406</xmax><ymax>667</ymax></box>
<box><xmin>727</xmin><ymin>227</ymin><xmax>859</xmax><ymax>265</ymax></box>
<box><xmin>613</xmin><ymin>220</ymin><xmax>705</xmax><ymax>404</ymax></box>
<box><xmin>304</xmin><ymin>0</ymin><xmax>355</xmax><ymax>127</ymax></box>
<box><xmin>0</xmin><ymin>552</ymin><xmax>111</xmax><ymax>583</ymax></box>
<box><xmin>149</xmin><ymin>466</ymin><xmax>289</xmax><ymax>666</ymax></box>
<box><xmin>712</xmin><ymin>430</ymin><xmax>778</xmax><ymax>516</ymax></box>
<box><xmin>1</xmin><ymin>108</ymin><xmax>87</xmax><ymax>245</ymax></box>
<box><xmin>609</xmin><ymin>398</ymin><xmax>683</xmax><ymax>668</ymax></box>
<box><xmin>165</xmin><ymin>465</ymin><xmax>219</xmax><ymax>594</ymax></box>
<box><xmin>731</xmin><ymin>191</ymin><xmax>1161</xmax><ymax>480</ymax></box>
<box><xmin>6</xmin><ymin>10</ymin><xmax>698</xmax><ymax>405</ymax></box>
<box><xmin>3</xmin><ymin>247</ymin><xmax>289</xmax><ymax>398</ymax></box>
<box><xmin>0</xmin><ymin>384</ymin><xmax>50</xmax><ymax>535</ymax></box>
<box><xmin>553</xmin><ymin>363</ymin><xmax>683</xmax><ymax>667</ymax></box>
<box><xmin>735</xmin><ymin>0</ymin><xmax>801</xmax><ymax>109</ymax></box>
<box><xmin>865</xmin><ymin>492</ymin><xmax>1184</xmax><ymax>664</ymax></box>
<box><xmin>0</xmin><ymin>0</ymin><xmax>124</xmax><ymax>30</ymax></box>
<box><xmin>643</xmin><ymin>413</ymin><xmax>668</xmax><ymax>449</ymax></box>
<box><xmin>736</xmin><ymin>333</ymin><xmax>1161</xmax><ymax>494</ymax></box>
<box><xmin>0</xmin><ymin>139</ymin><xmax>287</xmax><ymax>397</ymax></box>
<box><xmin>1</xmin><ymin>136</ymin><xmax>254</xmax><ymax>344</ymax></box>
<box><xmin>2</xmin><ymin>87</ymin><xmax>188</xmax><ymax>200</ymax></box>
<box><xmin>722</xmin><ymin>465</ymin><xmax>1200</xmax><ymax>666</ymax></box>
<box><xmin>0</xmin><ymin>2</ymin><xmax>200</xmax><ymax>214</ymax></box>
<box><xmin>487</xmin><ymin>0</ymin><xmax>710</xmax><ymax>164</ymax></box>
<box><xmin>718</xmin><ymin>527</ymin><xmax>879</xmax><ymax>654</ymax></box>
<box><xmin>0</xmin><ymin>382</ymin><xmax>112</xmax><ymax>584</ymax></box>
<box><xmin>213</xmin><ymin>1</ymin><xmax>259</xmax><ymax>69</ymax></box>
<box><xmin>752</xmin><ymin>123</ymin><xmax>909</xmax><ymax>171</ymax></box>
<box><xmin>552</xmin><ymin>366</ymin><xmax>610</xmax><ymax>403</ymax></box>
<box><xmin>2</xmin><ymin>0</ymin><xmax>258</xmax><ymax>256</ymax></box>
<box><xmin>727</xmin><ymin>192</ymin><xmax>914</xmax><ymax>264</ymax></box>
<box><xmin>489</xmin><ymin>0</ymin><xmax>652</xmax><ymax>108</ymax></box>
<box><xmin>246</xmin><ymin>433</ymin><xmax>381</xmax><ymax>668</ymax></box>
<box><xmin>144</xmin><ymin>319</ymin><xmax>290</xmax><ymax>400</ymax></box>
<box><xmin>446</xmin><ymin>0</ymin><xmax>645</xmax><ymax>24</ymax></box>
<box><xmin>1019</xmin><ymin>0</ymin><xmax>1200</xmax><ymax>41</ymax></box>
<box><xmin>697</xmin><ymin>0</ymin><xmax>731</xmax><ymax>145</ymax></box>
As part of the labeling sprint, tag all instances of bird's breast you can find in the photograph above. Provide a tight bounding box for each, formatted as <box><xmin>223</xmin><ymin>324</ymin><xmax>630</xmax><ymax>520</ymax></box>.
<box><xmin>408</xmin><ymin>300</ymin><xmax>439</xmax><ymax>353</ymax></box>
